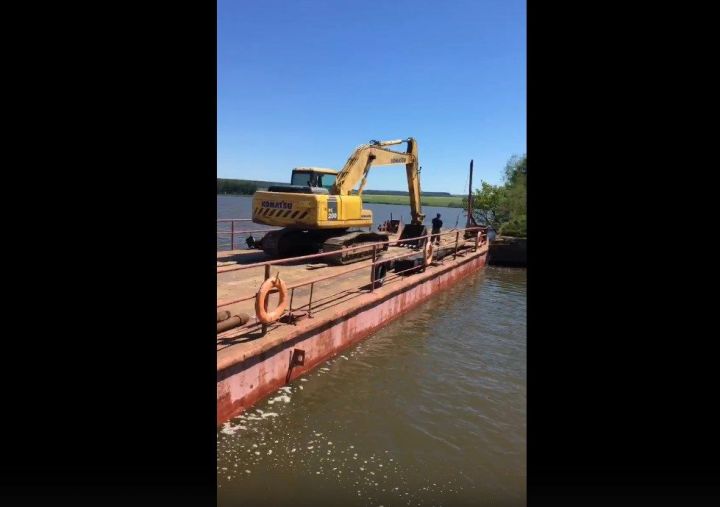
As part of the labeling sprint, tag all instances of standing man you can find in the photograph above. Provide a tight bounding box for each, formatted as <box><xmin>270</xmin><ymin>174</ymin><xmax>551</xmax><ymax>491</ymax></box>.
<box><xmin>431</xmin><ymin>213</ymin><xmax>443</xmax><ymax>245</ymax></box>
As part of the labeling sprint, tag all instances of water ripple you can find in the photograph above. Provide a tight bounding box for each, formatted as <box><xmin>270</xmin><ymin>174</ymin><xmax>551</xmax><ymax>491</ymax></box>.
<box><xmin>218</xmin><ymin>266</ymin><xmax>526</xmax><ymax>506</ymax></box>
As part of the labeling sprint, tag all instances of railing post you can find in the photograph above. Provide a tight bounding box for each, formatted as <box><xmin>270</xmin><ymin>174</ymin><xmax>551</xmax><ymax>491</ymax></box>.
<box><xmin>288</xmin><ymin>287</ymin><xmax>295</xmax><ymax>325</ymax></box>
<box><xmin>262</xmin><ymin>264</ymin><xmax>269</xmax><ymax>335</ymax></box>
<box><xmin>454</xmin><ymin>231</ymin><xmax>459</xmax><ymax>259</ymax></box>
<box><xmin>230</xmin><ymin>220</ymin><xmax>235</xmax><ymax>251</ymax></box>
<box><xmin>426</xmin><ymin>232</ymin><xmax>432</xmax><ymax>267</ymax></box>
<box><xmin>474</xmin><ymin>228</ymin><xmax>479</xmax><ymax>252</ymax></box>
<box><xmin>308</xmin><ymin>282</ymin><xmax>314</xmax><ymax>318</ymax></box>
<box><xmin>371</xmin><ymin>244</ymin><xmax>377</xmax><ymax>292</ymax></box>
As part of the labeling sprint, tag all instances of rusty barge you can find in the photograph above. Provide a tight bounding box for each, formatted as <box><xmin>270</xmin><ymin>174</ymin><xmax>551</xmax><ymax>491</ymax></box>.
<box><xmin>217</xmin><ymin>223</ymin><xmax>489</xmax><ymax>425</ymax></box>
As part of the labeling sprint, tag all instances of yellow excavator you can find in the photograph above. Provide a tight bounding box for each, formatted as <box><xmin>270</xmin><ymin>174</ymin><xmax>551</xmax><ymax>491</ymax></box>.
<box><xmin>252</xmin><ymin>138</ymin><xmax>427</xmax><ymax>263</ymax></box>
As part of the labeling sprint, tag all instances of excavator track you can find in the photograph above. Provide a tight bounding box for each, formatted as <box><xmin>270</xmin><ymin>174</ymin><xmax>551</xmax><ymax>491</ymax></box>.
<box><xmin>322</xmin><ymin>231</ymin><xmax>390</xmax><ymax>265</ymax></box>
<box><xmin>260</xmin><ymin>228</ymin><xmax>389</xmax><ymax>263</ymax></box>
<box><xmin>259</xmin><ymin>229</ymin><xmax>325</xmax><ymax>259</ymax></box>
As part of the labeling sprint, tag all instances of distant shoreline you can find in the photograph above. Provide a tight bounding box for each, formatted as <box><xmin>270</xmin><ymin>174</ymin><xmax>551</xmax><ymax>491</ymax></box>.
<box><xmin>217</xmin><ymin>178</ymin><xmax>459</xmax><ymax>199</ymax></box>
<box><xmin>359</xmin><ymin>194</ymin><xmax>464</xmax><ymax>207</ymax></box>
<box><xmin>218</xmin><ymin>192</ymin><xmax>464</xmax><ymax>208</ymax></box>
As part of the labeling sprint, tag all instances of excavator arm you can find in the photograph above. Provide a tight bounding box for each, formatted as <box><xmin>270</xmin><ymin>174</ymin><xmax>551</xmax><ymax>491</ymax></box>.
<box><xmin>332</xmin><ymin>138</ymin><xmax>425</xmax><ymax>224</ymax></box>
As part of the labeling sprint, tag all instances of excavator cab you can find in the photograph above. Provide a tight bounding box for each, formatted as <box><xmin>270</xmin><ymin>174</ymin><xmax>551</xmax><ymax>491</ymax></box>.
<box><xmin>290</xmin><ymin>169</ymin><xmax>336</xmax><ymax>190</ymax></box>
<box><xmin>267</xmin><ymin>168</ymin><xmax>337</xmax><ymax>195</ymax></box>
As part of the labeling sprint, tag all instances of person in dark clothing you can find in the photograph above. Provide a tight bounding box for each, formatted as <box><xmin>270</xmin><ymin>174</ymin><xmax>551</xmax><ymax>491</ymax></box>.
<box><xmin>431</xmin><ymin>213</ymin><xmax>443</xmax><ymax>244</ymax></box>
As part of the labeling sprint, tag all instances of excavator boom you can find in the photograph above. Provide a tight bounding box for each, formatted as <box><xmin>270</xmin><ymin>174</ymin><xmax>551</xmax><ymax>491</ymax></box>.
<box><xmin>333</xmin><ymin>138</ymin><xmax>424</xmax><ymax>224</ymax></box>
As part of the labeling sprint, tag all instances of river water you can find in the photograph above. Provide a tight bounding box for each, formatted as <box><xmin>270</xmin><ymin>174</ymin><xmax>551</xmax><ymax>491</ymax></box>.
<box><xmin>216</xmin><ymin>196</ymin><xmax>526</xmax><ymax>505</ymax></box>
<box><xmin>217</xmin><ymin>194</ymin><xmax>469</xmax><ymax>251</ymax></box>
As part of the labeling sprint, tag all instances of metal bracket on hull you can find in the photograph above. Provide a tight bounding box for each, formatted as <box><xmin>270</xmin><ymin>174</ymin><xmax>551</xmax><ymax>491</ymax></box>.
<box><xmin>285</xmin><ymin>348</ymin><xmax>307</xmax><ymax>383</ymax></box>
<box><xmin>291</xmin><ymin>348</ymin><xmax>305</xmax><ymax>366</ymax></box>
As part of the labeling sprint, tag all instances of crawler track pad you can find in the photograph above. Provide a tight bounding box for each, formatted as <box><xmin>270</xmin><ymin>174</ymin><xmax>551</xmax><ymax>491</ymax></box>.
<box><xmin>322</xmin><ymin>231</ymin><xmax>390</xmax><ymax>265</ymax></box>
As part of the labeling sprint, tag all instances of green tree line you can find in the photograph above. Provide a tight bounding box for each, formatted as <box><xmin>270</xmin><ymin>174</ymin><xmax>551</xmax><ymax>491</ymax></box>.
<box><xmin>217</xmin><ymin>177</ymin><xmax>457</xmax><ymax>197</ymax></box>
<box><xmin>217</xmin><ymin>179</ymin><xmax>257</xmax><ymax>195</ymax></box>
<box><xmin>463</xmin><ymin>154</ymin><xmax>527</xmax><ymax>237</ymax></box>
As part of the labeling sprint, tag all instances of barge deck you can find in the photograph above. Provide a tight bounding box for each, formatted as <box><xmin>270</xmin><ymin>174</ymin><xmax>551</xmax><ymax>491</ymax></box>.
<box><xmin>217</xmin><ymin>228</ymin><xmax>489</xmax><ymax>424</ymax></box>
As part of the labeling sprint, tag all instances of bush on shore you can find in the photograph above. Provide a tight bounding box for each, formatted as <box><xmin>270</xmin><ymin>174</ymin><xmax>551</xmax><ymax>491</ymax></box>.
<box><xmin>463</xmin><ymin>154</ymin><xmax>527</xmax><ymax>237</ymax></box>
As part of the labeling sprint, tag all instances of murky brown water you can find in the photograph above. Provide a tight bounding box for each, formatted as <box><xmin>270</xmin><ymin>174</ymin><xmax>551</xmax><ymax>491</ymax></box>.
<box><xmin>217</xmin><ymin>259</ymin><xmax>527</xmax><ymax>506</ymax></box>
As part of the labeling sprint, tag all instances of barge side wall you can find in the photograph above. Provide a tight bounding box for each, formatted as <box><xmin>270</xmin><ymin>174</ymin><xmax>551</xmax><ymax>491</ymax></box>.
<box><xmin>217</xmin><ymin>249</ymin><xmax>487</xmax><ymax>424</ymax></box>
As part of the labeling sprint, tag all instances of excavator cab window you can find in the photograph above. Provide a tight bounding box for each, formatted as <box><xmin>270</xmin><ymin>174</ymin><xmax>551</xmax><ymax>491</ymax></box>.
<box><xmin>291</xmin><ymin>171</ymin><xmax>336</xmax><ymax>190</ymax></box>
<box><xmin>320</xmin><ymin>174</ymin><xmax>336</xmax><ymax>191</ymax></box>
<box><xmin>291</xmin><ymin>171</ymin><xmax>318</xmax><ymax>187</ymax></box>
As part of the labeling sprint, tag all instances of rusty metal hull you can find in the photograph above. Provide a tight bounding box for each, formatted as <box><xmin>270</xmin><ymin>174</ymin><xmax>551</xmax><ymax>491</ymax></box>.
<box><xmin>488</xmin><ymin>236</ymin><xmax>527</xmax><ymax>267</ymax></box>
<box><xmin>217</xmin><ymin>247</ymin><xmax>488</xmax><ymax>425</ymax></box>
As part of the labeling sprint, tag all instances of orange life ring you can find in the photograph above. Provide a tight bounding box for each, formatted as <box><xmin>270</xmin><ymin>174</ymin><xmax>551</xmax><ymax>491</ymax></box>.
<box><xmin>423</xmin><ymin>240</ymin><xmax>433</xmax><ymax>266</ymax></box>
<box><xmin>255</xmin><ymin>275</ymin><xmax>288</xmax><ymax>324</ymax></box>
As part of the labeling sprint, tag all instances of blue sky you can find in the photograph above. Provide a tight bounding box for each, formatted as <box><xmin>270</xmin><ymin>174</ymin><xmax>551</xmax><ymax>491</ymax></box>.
<box><xmin>218</xmin><ymin>0</ymin><xmax>525</xmax><ymax>194</ymax></box>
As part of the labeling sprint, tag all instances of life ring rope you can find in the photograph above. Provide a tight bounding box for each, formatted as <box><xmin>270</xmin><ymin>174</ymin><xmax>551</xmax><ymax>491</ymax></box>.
<box><xmin>255</xmin><ymin>274</ymin><xmax>289</xmax><ymax>324</ymax></box>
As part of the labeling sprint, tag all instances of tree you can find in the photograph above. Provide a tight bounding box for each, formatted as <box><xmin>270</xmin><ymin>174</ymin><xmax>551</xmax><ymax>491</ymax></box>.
<box><xmin>504</xmin><ymin>154</ymin><xmax>527</xmax><ymax>186</ymax></box>
<box><xmin>500</xmin><ymin>154</ymin><xmax>526</xmax><ymax>237</ymax></box>
<box><xmin>463</xmin><ymin>154</ymin><xmax>527</xmax><ymax>237</ymax></box>
<box><xmin>217</xmin><ymin>179</ymin><xmax>258</xmax><ymax>195</ymax></box>
<box><xmin>463</xmin><ymin>181</ymin><xmax>509</xmax><ymax>230</ymax></box>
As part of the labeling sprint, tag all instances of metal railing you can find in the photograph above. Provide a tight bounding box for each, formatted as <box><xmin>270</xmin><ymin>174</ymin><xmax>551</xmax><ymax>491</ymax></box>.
<box><xmin>217</xmin><ymin>225</ymin><xmax>488</xmax><ymax>335</ymax></box>
<box><xmin>217</xmin><ymin>219</ymin><xmax>279</xmax><ymax>251</ymax></box>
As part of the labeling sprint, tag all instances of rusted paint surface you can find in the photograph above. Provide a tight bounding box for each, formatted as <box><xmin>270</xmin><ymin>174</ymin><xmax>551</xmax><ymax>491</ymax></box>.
<box><xmin>217</xmin><ymin>248</ymin><xmax>487</xmax><ymax>425</ymax></box>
